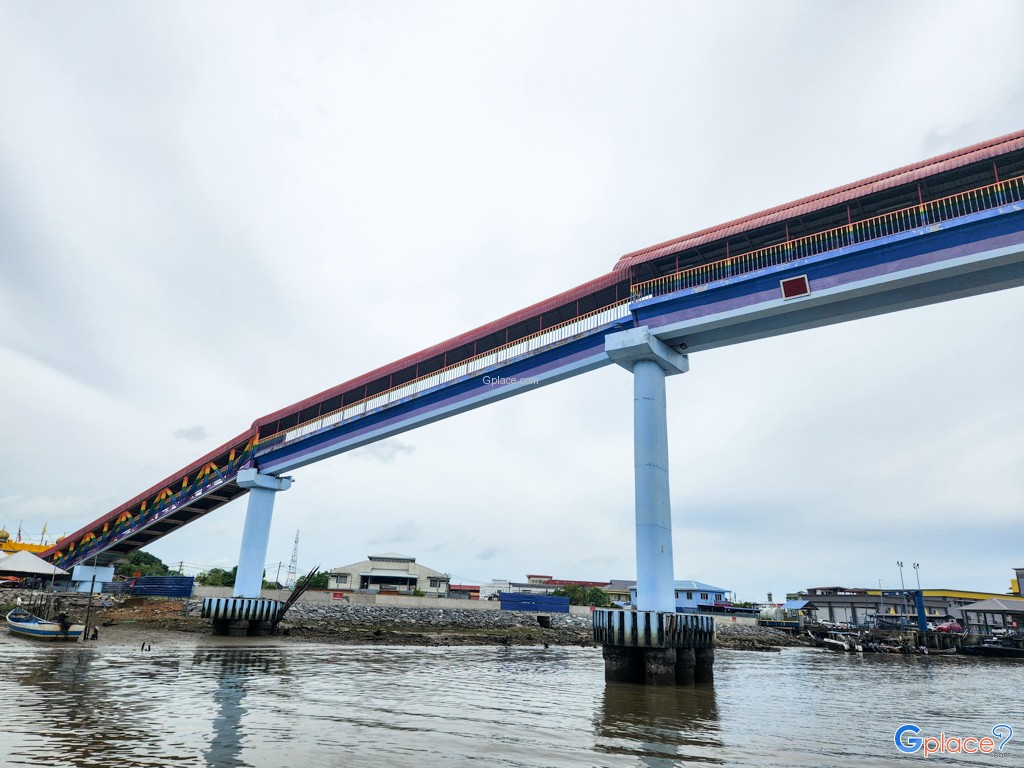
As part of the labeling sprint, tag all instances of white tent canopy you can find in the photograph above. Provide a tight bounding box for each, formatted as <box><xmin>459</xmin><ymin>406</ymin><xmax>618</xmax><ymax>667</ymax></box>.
<box><xmin>0</xmin><ymin>550</ymin><xmax>68</xmax><ymax>576</ymax></box>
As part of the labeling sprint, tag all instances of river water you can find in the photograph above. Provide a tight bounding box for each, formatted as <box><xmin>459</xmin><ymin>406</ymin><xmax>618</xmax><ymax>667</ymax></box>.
<box><xmin>0</xmin><ymin>636</ymin><xmax>1018</xmax><ymax>767</ymax></box>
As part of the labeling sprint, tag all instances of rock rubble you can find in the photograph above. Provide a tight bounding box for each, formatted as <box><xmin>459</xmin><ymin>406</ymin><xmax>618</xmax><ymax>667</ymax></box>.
<box><xmin>185</xmin><ymin>599</ymin><xmax>594</xmax><ymax>645</ymax></box>
<box><xmin>714</xmin><ymin>622</ymin><xmax>814</xmax><ymax>651</ymax></box>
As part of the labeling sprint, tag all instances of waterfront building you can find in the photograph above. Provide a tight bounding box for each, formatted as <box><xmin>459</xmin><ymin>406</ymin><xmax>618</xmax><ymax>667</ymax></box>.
<box><xmin>448</xmin><ymin>584</ymin><xmax>480</xmax><ymax>600</ymax></box>
<box><xmin>544</xmin><ymin>578</ymin><xmax>612</xmax><ymax>590</ymax></box>
<box><xmin>791</xmin><ymin>585</ymin><xmax>1018</xmax><ymax>626</ymax></box>
<box><xmin>629</xmin><ymin>580</ymin><xmax>731</xmax><ymax>614</ymax></box>
<box><xmin>328</xmin><ymin>553</ymin><xmax>449</xmax><ymax>597</ymax></box>
<box><xmin>960</xmin><ymin>596</ymin><xmax>1024</xmax><ymax>634</ymax></box>
<box><xmin>1011</xmin><ymin>567</ymin><xmax>1024</xmax><ymax>596</ymax></box>
<box><xmin>479</xmin><ymin>575</ymin><xmax>619</xmax><ymax>601</ymax></box>
<box><xmin>479</xmin><ymin>579</ymin><xmax>551</xmax><ymax>599</ymax></box>
<box><xmin>604</xmin><ymin>579</ymin><xmax>637</xmax><ymax>603</ymax></box>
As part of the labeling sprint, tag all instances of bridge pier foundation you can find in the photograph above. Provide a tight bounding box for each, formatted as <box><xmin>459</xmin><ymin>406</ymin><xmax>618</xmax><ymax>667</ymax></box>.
<box><xmin>600</xmin><ymin>328</ymin><xmax>713</xmax><ymax>685</ymax></box>
<box><xmin>675</xmin><ymin>646</ymin><xmax>696</xmax><ymax>684</ymax></box>
<box><xmin>694</xmin><ymin>646</ymin><xmax>715</xmax><ymax>683</ymax></box>
<box><xmin>594</xmin><ymin>610</ymin><xmax>714</xmax><ymax>685</ymax></box>
<box><xmin>200</xmin><ymin>469</ymin><xmax>292</xmax><ymax>637</ymax></box>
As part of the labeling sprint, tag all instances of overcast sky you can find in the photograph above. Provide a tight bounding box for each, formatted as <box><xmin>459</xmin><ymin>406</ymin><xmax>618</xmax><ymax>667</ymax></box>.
<box><xmin>2</xmin><ymin>2</ymin><xmax>1022</xmax><ymax>602</ymax></box>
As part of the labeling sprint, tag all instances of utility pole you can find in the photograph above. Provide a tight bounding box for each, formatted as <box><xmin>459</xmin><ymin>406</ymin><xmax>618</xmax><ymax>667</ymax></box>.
<box><xmin>897</xmin><ymin>561</ymin><xmax>906</xmax><ymax>623</ymax></box>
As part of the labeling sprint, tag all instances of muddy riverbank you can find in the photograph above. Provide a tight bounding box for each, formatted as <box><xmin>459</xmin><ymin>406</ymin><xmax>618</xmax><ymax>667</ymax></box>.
<box><xmin>2</xmin><ymin>596</ymin><xmax>814</xmax><ymax>650</ymax></box>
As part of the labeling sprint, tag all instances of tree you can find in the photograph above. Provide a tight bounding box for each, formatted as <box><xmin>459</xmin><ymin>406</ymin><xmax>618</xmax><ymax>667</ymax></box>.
<box><xmin>551</xmin><ymin>584</ymin><xmax>611</xmax><ymax>607</ymax></box>
<box><xmin>304</xmin><ymin>571</ymin><xmax>329</xmax><ymax>589</ymax></box>
<box><xmin>116</xmin><ymin>550</ymin><xmax>169</xmax><ymax>578</ymax></box>
<box><xmin>196</xmin><ymin>566</ymin><xmax>237</xmax><ymax>587</ymax></box>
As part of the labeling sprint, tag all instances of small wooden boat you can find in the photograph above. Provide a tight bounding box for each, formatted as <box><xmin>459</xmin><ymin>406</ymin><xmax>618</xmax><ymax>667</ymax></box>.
<box><xmin>6</xmin><ymin>608</ymin><xmax>84</xmax><ymax>641</ymax></box>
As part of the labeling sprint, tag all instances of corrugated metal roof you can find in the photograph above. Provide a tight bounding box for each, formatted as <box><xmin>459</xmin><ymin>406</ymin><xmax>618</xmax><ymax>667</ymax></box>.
<box><xmin>782</xmin><ymin>599</ymin><xmax>811</xmax><ymax>610</ymax></box>
<box><xmin>630</xmin><ymin>579</ymin><xmax>729</xmax><ymax>593</ymax></box>
<box><xmin>960</xmin><ymin>597</ymin><xmax>1024</xmax><ymax>613</ymax></box>
<box><xmin>614</xmin><ymin>129</ymin><xmax>1024</xmax><ymax>272</ymax></box>
<box><xmin>0</xmin><ymin>550</ymin><xmax>68</xmax><ymax>576</ymax></box>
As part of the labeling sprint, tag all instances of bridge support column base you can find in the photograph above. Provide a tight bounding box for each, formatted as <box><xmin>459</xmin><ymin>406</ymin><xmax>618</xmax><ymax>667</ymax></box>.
<box><xmin>602</xmin><ymin>646</ymin><xmax>683</xmax><ymax>685</ymax></box>
<box><xmin>675</xmin><ymin>646</ymin><xmax>696</xmax><ymax>685</ymax></box>
<box><xmin>202</xmin><ymin>597</ymin><xmax>282</xmax><ymax>637</ymax></box>
<box><xmin>694</xmin><ymin>646</ymin><xmax>715</xmax><ymax>683</ymax></box>
<box><xmin>209</xmin><ymin>620</ymin><xmax>276</xmax><ymax>637</ymax></box>
<box><xmin>593</xmin><ymin>609</ymin><xmax>715</xmax><ymax>686</ymax></box>
<box><xmin>602</xmin><ymin>645</ymin><xmax>641</xmax><ymax>683</ymax></box>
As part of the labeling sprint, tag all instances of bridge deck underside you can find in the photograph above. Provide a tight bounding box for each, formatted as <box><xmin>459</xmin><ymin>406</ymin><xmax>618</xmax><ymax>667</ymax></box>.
<box><xmin>91</xmin><ymin>481</ymin><xmax>248</xmax><ymax>566</ymax></box>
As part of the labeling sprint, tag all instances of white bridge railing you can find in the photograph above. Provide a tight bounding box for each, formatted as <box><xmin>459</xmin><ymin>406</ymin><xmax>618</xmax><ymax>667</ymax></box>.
<box><xmin>257</xmin><ymin>300</ymin><xmax>632</xmax><ymax>453</ymax></box>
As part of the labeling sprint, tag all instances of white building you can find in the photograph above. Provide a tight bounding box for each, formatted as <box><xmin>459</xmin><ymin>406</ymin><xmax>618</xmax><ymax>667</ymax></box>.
<box><xmin>328</xmin><ymin>553</ymin><xmax>449</xmax><ymax>597</ymax></box>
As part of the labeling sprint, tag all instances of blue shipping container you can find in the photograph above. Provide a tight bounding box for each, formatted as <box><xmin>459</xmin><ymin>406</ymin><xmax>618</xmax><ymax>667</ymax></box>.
<box><xmin>129</xmin><ymin>576</ymin><xmax>195</xmax><ymax>598</ymax></box>
<box><xmin>498</xmin><ymin>592</ymin><xmax>569</xmax><ymax>613</ymax></box>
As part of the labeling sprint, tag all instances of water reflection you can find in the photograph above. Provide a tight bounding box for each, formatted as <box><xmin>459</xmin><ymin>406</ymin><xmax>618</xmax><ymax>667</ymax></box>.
<box><xmin>1</xmin><ymin>642</ymin><xmax>1016</xmax><ymax>768</ymax></box>
<box><xmin>5</xmin><ymin>645</ymin><xmax>186</xmax><ymax>767</ymax></box>
<box><xmin>595</xmin><ymin>682</ymin><xmax>723</xmax><ymax>766</ymax></box>
<box><xmin>192</xmin><ymin>650</ymin><xmax>290</xmax><ymax>768</ymax></box>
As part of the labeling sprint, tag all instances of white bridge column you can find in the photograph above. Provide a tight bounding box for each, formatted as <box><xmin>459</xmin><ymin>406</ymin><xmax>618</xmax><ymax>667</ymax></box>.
<box><xmin>606</xmin><ymin>327</ymin><xmax>689</xmax><ymax>613</ymax></box>
<box><xmin>234</xmin><ymin>469</ymin><xmax>292</xmax><ymax>598</ymax></box>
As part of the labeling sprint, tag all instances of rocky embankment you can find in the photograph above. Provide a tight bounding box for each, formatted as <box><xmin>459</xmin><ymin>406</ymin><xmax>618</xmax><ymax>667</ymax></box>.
<box><xmin>714</xmin><ymin>622</ymin><xmax>815</xmax><ymax>651</ymax></box>
<box><xmin>255</xmin><ymin>602</ymin><xmax>594</xmax><ymax>646</ymax></box>
<box><xmin>91</xmin><ymin>599</ymin><xmax>595</xmax><ymax>646</ymax></box>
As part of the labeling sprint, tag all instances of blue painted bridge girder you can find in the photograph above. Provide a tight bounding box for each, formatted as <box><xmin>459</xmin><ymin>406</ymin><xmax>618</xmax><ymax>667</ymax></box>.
<box><xmin>256</xmin><ymin>322</ymin><xmax>627</xmax><ymax>475</ymax></box>
<box><xmin>637</xmin><ymin>206</ymin><xmax>1024</xmax><ymax>353</ymax></box>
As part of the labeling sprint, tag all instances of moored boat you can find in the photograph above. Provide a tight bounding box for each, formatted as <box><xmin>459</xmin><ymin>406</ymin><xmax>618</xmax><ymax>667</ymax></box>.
<box><xmin>961</xmin><ymin>641</ymin><xmax>1024</xmax><ymax>658</ymax></box>
<box><xmin>819</xmin><ymin>631</ymin><xmax>863</xmax><ymax>652</ymax></box>
<box><xmin>6</xmin><ymin>608</ymin><xmax>84</xmax><ymax>641</ymax></box>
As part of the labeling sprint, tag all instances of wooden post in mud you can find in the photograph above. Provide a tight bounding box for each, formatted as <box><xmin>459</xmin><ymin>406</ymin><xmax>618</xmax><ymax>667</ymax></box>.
<box><xmin>82</xmin><ymin>554</ymin><xmax>98</xmax><ymax>641</ymax></box>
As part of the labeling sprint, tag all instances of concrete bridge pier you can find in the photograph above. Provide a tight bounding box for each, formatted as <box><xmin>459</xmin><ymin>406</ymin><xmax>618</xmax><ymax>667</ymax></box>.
<box><xmin>593</xmin><ymin>610</ymin><xmax>714</xmax><ymax>685</ymax></box>
<box><xmin>694</xmin><ymin>647</ymin><xmax>715</xmax><ymax>683</ymax></box>
<box><xmin>598</xmin><ymin>327</ymin><xmax>713</xmax><ymax>684</ymax></box>
<box><xmin>201</xmin><ymin>469</ymin><xmax>291</xmax><ymax>636</ymax></box>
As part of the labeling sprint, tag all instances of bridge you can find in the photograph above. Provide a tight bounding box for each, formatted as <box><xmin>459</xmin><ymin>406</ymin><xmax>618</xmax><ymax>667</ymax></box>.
<box><xmin>42</xmin><ymin>131</ymin><xmax>1024</xmax><ymax>673</ymax></box>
